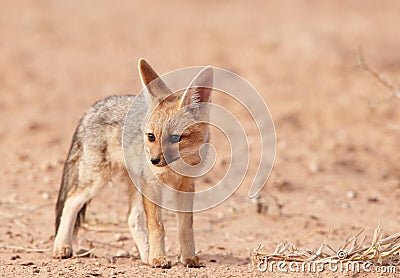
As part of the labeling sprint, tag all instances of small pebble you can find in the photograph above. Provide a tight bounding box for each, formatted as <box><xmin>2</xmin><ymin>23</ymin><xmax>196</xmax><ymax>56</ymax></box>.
<box><xmin>345</xmin><ymin>190</ymin><xmax>357</xmax><ymax>199</ymax></box>
<box><xmin>43</xmin><ymin>176</ymin><xmax>51</xmax><ymax>185</ymax></box>
<box><xmin>10</xmin><ymin>255</ymin><xmax>20</xmax><ymax>260</ymax></box>
<box><xmin>41</xmin><ymin>162</ymin><xmax>56</xmax><ymax>171</ymax></box>
<box><xmin>19</xmin><ymin>261</ymin><xmax>34</xmax><ymax>266</ymax></box>
<box><xmin>114</xmin><ymin>233</ymin><xmax>129</xmax><ymax>242</ymax></box>
<box><xmin>41</xmin><ymin>192</ymin><xmax>50</xmax><ymax>200</ymax></box>
<box><xmin>309</xmin><ymin>162</ymin><xmax>319</xmax><ymax>173</ymax></box>
<box><xmin>116</xmin><ymin>249</ymin><xmax>129</xmax><ymax>257</ymax></box>
<box><xmin>367</xmin><ymin>196</ymin><xmax>379</xmax><ymax>203</ymax></box>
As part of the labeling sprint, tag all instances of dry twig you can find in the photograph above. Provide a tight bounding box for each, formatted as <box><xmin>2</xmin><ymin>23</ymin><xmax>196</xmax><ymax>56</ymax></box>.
<box><xmin>0</xmin><ymin>245</ymin><xmax>50</xmax><ymax>253</ymax></box>
<box><xmin>357</xmin><ymin>49</ymin><xmax>400</xmax><ymax>102</ymax></box>
<box><xmin>81</xmin><ymin>223</ymin><xmax>130</xmax><ymax>233</ymax></box>
<box><xmin>73</xmin><ymin>248</ymin><xmax>96</xmax><ymax>258</ymax></box>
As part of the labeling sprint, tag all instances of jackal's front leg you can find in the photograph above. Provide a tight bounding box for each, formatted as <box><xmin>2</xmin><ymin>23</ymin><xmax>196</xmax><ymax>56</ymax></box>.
<box><xmin>176</xmin><ymin>184</ymin><xmax>203</xmax><ymax>267</ymax></box>
<box><xmin>142</xmin><ymin>195</ymin><xmax>170</xmax><ymax>268</ymax></box>
<box><xmin>177</xmin><ymin>211</ymin><xmax>204</xmax><ymax>267</ymax></box>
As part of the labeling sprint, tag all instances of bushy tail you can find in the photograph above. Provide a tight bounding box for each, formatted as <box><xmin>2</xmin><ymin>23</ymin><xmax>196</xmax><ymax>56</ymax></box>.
<box><xmin>55</xmin><ymin>126</ymin><xmax>87</xmax><ymax>235</ymax></box>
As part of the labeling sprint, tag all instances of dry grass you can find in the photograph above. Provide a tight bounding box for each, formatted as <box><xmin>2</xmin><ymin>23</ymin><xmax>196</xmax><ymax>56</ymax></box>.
<box><xmin>252</xmin><ymin>224</ymin><xmax>400</xmax><ymax>266</ymax></box>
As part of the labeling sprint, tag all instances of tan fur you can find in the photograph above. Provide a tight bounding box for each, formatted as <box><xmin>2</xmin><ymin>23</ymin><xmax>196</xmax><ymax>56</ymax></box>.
<box><xmin>53</xmin><ymin>59</ymin><xmax>213</xmax><ymax>268</ymax></box>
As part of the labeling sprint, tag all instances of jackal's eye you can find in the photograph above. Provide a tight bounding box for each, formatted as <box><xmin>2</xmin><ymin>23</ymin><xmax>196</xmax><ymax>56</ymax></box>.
<box><xmin>169</xmin><ymin>134</ymin><xmax>182</xmax><ymax>144</ymax></box>
<box><xmin>147</xmin><ymin>133</ymin><xmax>155</xmax><ymax>142</ymax></box>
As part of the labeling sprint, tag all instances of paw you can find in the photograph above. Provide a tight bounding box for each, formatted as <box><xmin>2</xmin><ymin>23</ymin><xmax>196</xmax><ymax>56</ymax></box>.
<box><xmin>53</xmin><ymin>245</ymin><xmax>73</xmax><ymax>259</ymax></box>
<box><xmin>151</xmin><ymin>256</ymin><xmax>171</xmax><ymax>269</ymax></box>
<box><xmin>182</xmin><ymin>256</ymin><xmax>204</xmax><ymax>268</ymax></box>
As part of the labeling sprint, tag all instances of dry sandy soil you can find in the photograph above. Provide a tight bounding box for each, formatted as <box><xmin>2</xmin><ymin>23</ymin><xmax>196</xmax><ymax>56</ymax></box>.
<box><xmin>1</xmin><ymin>0</ymin><xmax>399</xmax><ymax>277</ymax></box>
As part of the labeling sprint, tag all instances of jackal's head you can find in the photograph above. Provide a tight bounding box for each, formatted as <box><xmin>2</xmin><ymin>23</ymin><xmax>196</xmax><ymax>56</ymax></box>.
<box><xmin>138</xmin><ymin>59</ymin><xmax>213</xmax><ymax>169</ymax></box>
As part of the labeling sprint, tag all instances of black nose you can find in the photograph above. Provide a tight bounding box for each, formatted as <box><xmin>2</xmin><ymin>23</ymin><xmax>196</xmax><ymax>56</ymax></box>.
<box><xmin>151</xmin><ymin>157</ymin><xmax>161</xmax><ymax>165</ymax></box>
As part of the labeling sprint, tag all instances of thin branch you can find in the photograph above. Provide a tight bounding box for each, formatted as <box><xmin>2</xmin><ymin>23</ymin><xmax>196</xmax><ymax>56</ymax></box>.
<box><xmin>73</xmin><ymin>248</ymin><xmax>96</xmax><ymax>258</ymax></box>
<box><xmin>81</xmin><ymin>224</ymin><xmax>130</xmax><ymax>233</ymax></box>
<box><xmin>0</xmin><ymin>245</ymin><xmax>50</xmax><ymax>253</ymax></box>
<box><xmin>80</xmin><ymin>239</ymin><xmax>123</xmax><ymax>250</ymax></box>
<box><xmin>0</xmin><ymin>202</ymin><xmax>53</xmax><ymax>220</ymax></box>
<box><xmin>357</xmin><ymin>48</ymin><xmax>400</xmax><ymax>101</ymax></box>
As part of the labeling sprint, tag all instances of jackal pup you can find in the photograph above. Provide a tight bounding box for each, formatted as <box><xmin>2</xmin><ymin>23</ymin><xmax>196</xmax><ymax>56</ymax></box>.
<box><xmin>54</xmin><ymin>59</ymin><xmax>213</xmax><ymax>268</ymax></box>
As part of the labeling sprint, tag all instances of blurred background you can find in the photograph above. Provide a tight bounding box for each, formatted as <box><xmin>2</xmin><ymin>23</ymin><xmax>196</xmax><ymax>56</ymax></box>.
<box><xmin>1</xmin><ymin>0</ymin><xmax>399</xmax><ymax>275</ymax></box>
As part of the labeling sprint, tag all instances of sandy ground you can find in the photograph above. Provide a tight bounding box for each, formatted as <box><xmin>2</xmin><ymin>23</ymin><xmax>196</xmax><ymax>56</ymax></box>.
<box><xmin>1</xmin><ymin>0</ymin><xmax>399</xmax><ymax>277</ymax></box>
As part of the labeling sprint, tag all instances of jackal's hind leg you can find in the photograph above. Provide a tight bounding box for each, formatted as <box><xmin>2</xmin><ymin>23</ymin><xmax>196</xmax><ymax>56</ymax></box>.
<box><xmin>54</xmin><ymin>167</ymin><xmax>108</xmax><ymax>259</ymax></box>
<box><xmin>128</xmin><ymin>189</ymin><xmax>149</xmax><ymax>263</ymax></box>
<box><xmin>54</xmin><ymin>191</ymin><xmax>91</xmax><ymax>259</ymax></box>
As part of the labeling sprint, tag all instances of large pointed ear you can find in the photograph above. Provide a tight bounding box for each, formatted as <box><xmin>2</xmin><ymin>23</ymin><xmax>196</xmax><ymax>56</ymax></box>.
<box><xmin>179</xmin><ymin>66</ymin><xmax>213</xmax><ymax>109</ymax></box>
<box><xmin>138</xmin><ymin>58</ymin><xmax>172</xmax><ymax>104</ymax></box>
